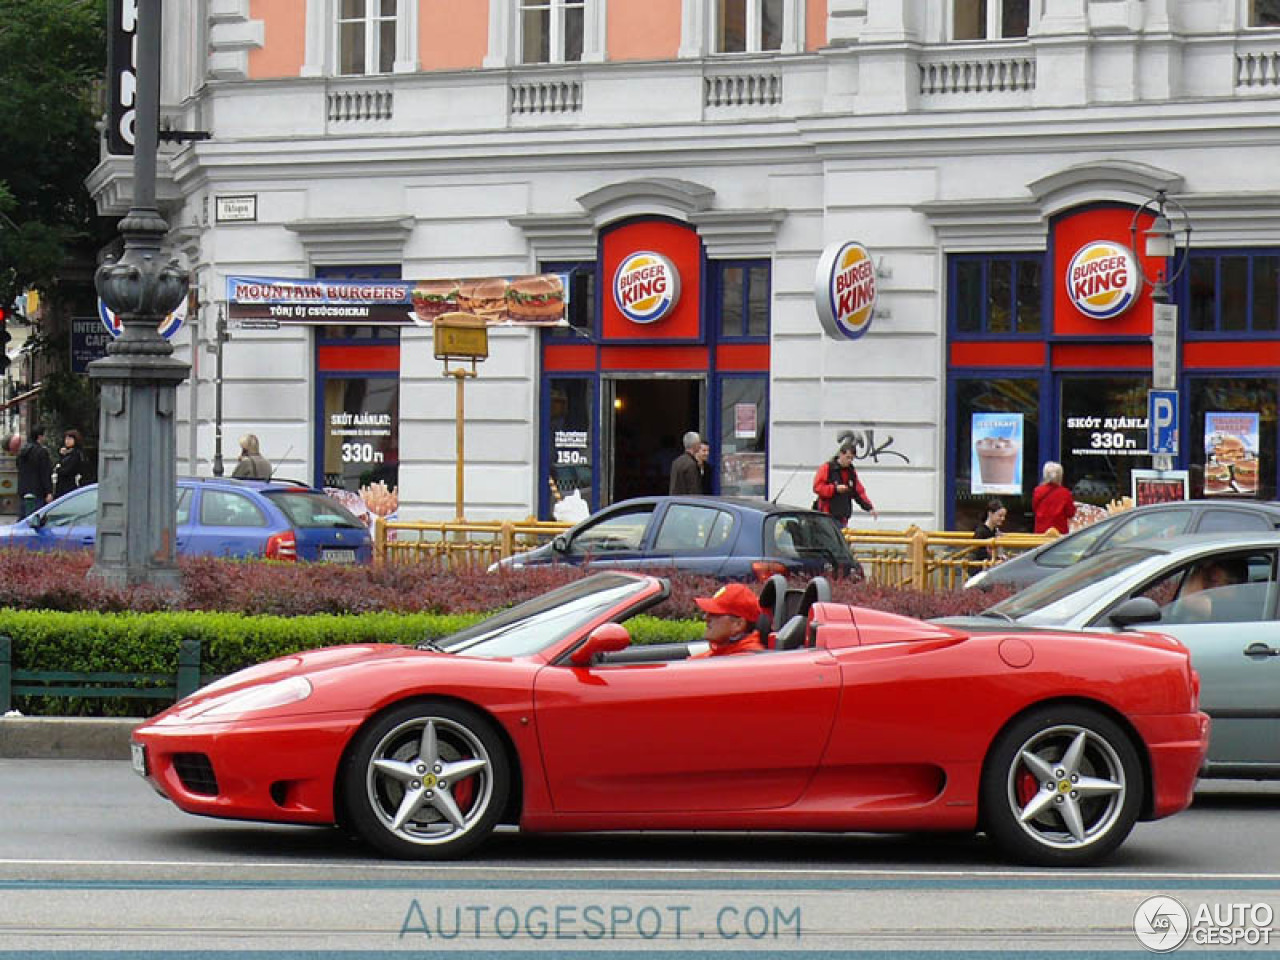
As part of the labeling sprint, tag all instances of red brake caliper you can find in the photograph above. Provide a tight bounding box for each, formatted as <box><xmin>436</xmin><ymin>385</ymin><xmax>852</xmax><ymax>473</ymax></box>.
<box><xmin>1016</xmin><ymin>764</ymin><xmax>1039</xmax><ymax>807</ymax></box>
<box><xmin>452</xmin><ymin>758</ymin><xmax>477</xmax><ymax>810</ymax></box>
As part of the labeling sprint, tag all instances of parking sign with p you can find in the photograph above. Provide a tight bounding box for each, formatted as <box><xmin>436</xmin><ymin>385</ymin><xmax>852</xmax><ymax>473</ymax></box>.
<box><xmin>1148</xmin><ymin>390</ymin><xmax>1179</xmax><ymax>456</ymax></box>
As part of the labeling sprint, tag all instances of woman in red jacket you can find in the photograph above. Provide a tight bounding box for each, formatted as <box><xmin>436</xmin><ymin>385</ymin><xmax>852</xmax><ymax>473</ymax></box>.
<box><xmin>1032</xmin><ymin>460</ymin><xmax>1076</xmax><ymax>534</ymax></box>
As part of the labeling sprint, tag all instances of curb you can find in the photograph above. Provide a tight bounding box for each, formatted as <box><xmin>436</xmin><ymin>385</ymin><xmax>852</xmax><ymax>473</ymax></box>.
<box><xmin>0</xmin><ymin>717</ymin><xmax>140</xmax><ymax>760</ymax></box>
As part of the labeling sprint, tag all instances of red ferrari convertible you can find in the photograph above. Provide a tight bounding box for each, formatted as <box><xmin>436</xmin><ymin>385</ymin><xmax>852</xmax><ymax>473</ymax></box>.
<box><xmin>131</xmin><ymin>572</ymin><xmax>1208</xmax><ymax>866</ymax></box>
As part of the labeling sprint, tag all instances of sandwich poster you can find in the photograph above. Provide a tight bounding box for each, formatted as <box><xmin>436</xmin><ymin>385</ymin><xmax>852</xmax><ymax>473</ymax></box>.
<box><xmin>1203</xmin><ymin>411</ymin><xmax>1260</xmax><ymax>497</ymax></box>
<box><xmin>226</xmin><ymin>274</ymin><xmax>568</xmax><ymax>327</ymax></box>
<box><xmin>971</xmin><ymin>413</ymin><xmax>1023</xmax><ymax>495</ymax></box>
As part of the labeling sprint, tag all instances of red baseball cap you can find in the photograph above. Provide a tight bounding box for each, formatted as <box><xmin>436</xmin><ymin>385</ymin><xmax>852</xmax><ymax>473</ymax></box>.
<box><xmin>695</xmin><ymin>583</ymin><xmax>761</xmax><ymax>622</ymax></box>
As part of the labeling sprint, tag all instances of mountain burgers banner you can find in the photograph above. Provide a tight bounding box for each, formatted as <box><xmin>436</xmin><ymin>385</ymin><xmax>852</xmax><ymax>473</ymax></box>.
<box><xmin>226</xmin><ymin>274</ymin><xmax>568</xmax><ymax>327</ymax></box>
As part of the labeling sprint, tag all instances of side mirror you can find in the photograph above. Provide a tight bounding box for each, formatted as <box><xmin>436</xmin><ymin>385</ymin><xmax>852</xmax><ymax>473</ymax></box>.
<box><xmin>1108</xmin><ymin>596</ymin><xmax>1162</xmax><ymax>629</ymax></box>
<box><xmin>27</xmin><ymin>511</ymin><xmax>45</xmax><ymax>529</ymax></box>
<box><xmin>570</xmin><ymin>623</ymin><xmax>631</xmax><ymax>667</ymax></box>
<box><xmin>552</xmin><ymin>534</ymin><xmax>568</xmax><ymax>553</ymax></box>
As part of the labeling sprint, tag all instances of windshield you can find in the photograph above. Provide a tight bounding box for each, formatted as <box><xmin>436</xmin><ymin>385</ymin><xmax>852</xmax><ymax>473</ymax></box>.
<box><xmin>434</xmin><ymin>573</ymin><xmax>657</xmax><ymax>659</ymax></box>
<box><xmin>1034</xmin><ymin>516</ymin><xmax>1121</xmax><ymax>568</ymax></box>
<box><xmin>263</xmin><ymin>491</ymin><xmax>365</xmax><ymax>528</ymax></box>
<box><xmin>989</xmin><ymin>547</ymin><xmax>1160</xmax><ymax>620</ymax></box>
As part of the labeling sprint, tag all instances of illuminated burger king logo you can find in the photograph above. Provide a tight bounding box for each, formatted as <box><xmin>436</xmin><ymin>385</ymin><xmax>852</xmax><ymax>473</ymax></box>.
<box><xmin>613</xmin><ymin>252</ymin><xmax>680</xmax><ymax>325</ymax></box>
<box><xmin>814</xmin><ymin>241</ymin><xmax>876</xmax><ymax>340</ymax></box>
<box><xmin>1066</xmin><ymin>241</ymin><xmax>1139</xmax><ymax>320</ymax></box>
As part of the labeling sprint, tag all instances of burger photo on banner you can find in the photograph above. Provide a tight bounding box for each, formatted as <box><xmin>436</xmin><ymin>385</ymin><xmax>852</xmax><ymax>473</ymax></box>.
<box><xmin>412</xmin><ymin>275</ymin><xmax>566</xmax><ymax>326</ymax></box>
<box><xmin>1204</xmin><ymin>411</ymin><xmax>1260</xmax><ymax>497</ymax></box>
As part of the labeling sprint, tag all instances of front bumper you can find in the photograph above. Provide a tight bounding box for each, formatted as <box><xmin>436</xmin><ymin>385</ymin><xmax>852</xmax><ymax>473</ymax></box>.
<box><xmin>132</xmin><ymin>711</ymin><xmax>364</xmax><ymax>824</ymax></box>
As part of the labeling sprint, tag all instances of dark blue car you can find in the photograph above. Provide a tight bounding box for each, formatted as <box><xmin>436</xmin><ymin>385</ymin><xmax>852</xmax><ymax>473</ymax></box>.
<box><xmin>492</xmin><ymin>495</ymin><xmax>858</xmax><ymax>580</ymax></box>
<box><xmin>0</xmin><ymin>477</ymin><xmax>373</xmax><ymax>563</ymax></box>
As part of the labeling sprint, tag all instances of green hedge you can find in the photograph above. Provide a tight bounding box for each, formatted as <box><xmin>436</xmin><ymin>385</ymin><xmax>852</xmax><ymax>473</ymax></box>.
<box><xmin>0</xmin><ymin>609</ymin><xmax>705</xmax><ymax>677</ymax></box>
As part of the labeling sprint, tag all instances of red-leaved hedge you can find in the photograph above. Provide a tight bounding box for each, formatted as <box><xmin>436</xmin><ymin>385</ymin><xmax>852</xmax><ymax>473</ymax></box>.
<box><xmin>0</xmin><ymin>549</ymin><xmax>1012</xmax><ymax>621</ymax></box>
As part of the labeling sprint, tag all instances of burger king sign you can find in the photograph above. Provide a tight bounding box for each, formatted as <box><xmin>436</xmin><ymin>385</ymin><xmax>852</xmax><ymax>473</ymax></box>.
<box><xmin>613</xmin><ymin>252</ymin><xmax>680</xmax><ymax>325</ymax></box>
<box><xmin>814</xmin><ymin>241</ymin><xmax>877</xmax><ymax>340</ymax></box>
<box><xmin>1066</xmin><ymin>241</ymin><xmax>1139</xmax><ymax>320</ymax></box>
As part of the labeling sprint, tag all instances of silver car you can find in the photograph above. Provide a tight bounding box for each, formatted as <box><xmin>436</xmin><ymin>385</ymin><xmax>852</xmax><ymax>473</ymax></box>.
<box><xmin>940</xmin><ymin>533</ymin><xmax>1280</xmax><ymax>780</ymax></box>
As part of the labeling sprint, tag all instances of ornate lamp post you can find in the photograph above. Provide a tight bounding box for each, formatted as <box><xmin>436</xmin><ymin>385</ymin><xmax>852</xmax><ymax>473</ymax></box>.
<box><xmin>89</xmin><ymin>0</ymin><xmax>190</xmax><ymax>587</ymax></box>
<box><xmin>1129</xmin><ymin>190</ymin><xmax>1192</xmax><ymax>473</ymax></box>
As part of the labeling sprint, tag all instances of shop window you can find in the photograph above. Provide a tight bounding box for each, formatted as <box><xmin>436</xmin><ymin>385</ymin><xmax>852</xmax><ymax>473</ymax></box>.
<box><xmin>715</xmin><ymin>261</ymin><xmax>770</xmax><ymax>340</ymax></box>
<box><xmin>1251</xmin><ymin>0</ymin><xmax>1280</xmax><ymax>27</ymax></box>
<box><xmin>953</xmin><ymin>377</ymin><xmax>1040</xmax><ymax>533</ymax></box>
<box><xmin>718</xmin><ymin>375</ymin><xmax>767</xmax><ymax>499</ymax></box>
<box><xmin>520</xmin><ymin>0</ymin><xmax>585</xmax><ymax>63</ymax></box>
<box><xmin>1059</xmin><ymin>376</ymin><xmax>1150</xmax><ymax>509</ymax></box>
<box><xmin>1188</xmin><ymin>378</ymin><xmax>1276</xmax><ymax>502</ymax></box>
<box><xmin>1186</xmin><ymin>252</ymin><xmax>1280</xmax><ymax>334</ymax></box>
<box><xmin>953</xmin><ymin>0</ymin><xmax>1030</xmax><ymax>40</ymax></box>
<box><xmin>547</xmin><ymin>377</ymin><xmax>594</xmax><ymax>505</ymax></box>
<box><xmin>338</xmin><ymin>0</ymin><xmax>398</xmax><ymax>76</ymax></box>
<box><xmin>541</xmin><ymin>262</ymin><xmax>595</xmax><ymax>340</ymax></box>
<box><xmin>717</xmin><ymin>0</ymin><xmax>783</xmax><ymax>52</ymax></box>
<box><xmin>950</xmin><ymin>255</ymin><xmax>1043</xmax><ymax>336</ymax></box>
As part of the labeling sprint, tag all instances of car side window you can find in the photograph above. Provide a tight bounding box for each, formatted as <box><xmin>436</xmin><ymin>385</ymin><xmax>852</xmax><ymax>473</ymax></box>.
<box><xmin>1105</xmin><ymin>509</ymin><xmax>1194</xmax><ymax>549</ymax></box>
<box><xmin>1196</xmin><ymin>510</ymin><xmax>1274</xmax><ymax>534</ymax></box>
<box><xmin>569</xmin><ymin>506</ymin><xmax>654</xmax><ymax>554</ymax></box>
<box><xmin>176</xmin><ymin>488</ymin><xmax>192</xmax><ymax>526</ymax></box>
<box><xmin>1141</xmin><ymin>550</ymin><xmax>1276</xmax><ymax>625</ymax></box>
<box><xmin>200</xmin><ymin>490</ymin><xmax>268</xmax><ymax>528</ymax></box>
<box><xmin>42</xmin><ymin>489</ymin><xmax>98</xmax><ymax>528</ymax></box>
<box><xmin>653</xmin><ymin>505</ymin><xmax>734</xmax><ymax>552</ymax></box>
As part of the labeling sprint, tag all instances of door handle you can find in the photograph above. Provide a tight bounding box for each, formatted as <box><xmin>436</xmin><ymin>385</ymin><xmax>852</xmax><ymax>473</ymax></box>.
<box><xmin>1243</xmin><ymin>642</ymin><xmax>1280</xmax><ymax>658</ymax></box>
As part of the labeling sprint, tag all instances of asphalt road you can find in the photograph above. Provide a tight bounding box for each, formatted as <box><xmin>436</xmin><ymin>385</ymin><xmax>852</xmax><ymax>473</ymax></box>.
<box><xmin>3</xmin><ymin>760</ymin><xmax>1280</xmax><ymax>955</ymax></box>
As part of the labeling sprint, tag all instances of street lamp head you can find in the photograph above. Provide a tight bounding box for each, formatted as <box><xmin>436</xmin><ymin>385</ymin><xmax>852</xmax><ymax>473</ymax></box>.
<box><xmin>1143</xmin><ymin>212</ymin><xmax>1176</xmax><ymax>259</ymax></box>
<box><xmin>1129</xmin><ymin>189</ymin><xmax>1192</xmax><ymax>292</ymax></box>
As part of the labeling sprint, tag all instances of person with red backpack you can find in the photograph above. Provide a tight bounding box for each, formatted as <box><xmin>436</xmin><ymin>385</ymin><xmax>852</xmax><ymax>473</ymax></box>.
<box><xmin>812</xmin><ymin>441</ymin><xmax>877</xmax><ymax>527</ymax></box>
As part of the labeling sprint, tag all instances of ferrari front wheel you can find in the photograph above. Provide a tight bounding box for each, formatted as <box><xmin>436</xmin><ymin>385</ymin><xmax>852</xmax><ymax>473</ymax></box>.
<box><xmin>342</xmin><ymin>700</ymin><xmax>510</xmax><ymax>859</ymax></box>
<box><xmin>981</xmin><ymin>705</ymin><xmax>1143</xmax><ymax>867</ymax></box>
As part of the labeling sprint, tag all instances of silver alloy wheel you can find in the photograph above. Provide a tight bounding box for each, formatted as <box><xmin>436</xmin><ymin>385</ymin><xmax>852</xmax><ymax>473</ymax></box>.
<box><xmin>364</xmin><ymin>716</ymin><xmax>494</xmax><ymax>847</ymax></box>
<box><xmin>1005</xmin><ymin>722</ymin><xmax>1126</xmax><ymax>850</ymax></box>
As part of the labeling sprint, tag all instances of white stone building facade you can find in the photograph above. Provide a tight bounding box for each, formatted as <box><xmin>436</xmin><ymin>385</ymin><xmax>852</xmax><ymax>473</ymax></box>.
<box><xmin>88</xmin><ymin>0</ymin><xmax>1280</xmax><ymax>531</ymax></box>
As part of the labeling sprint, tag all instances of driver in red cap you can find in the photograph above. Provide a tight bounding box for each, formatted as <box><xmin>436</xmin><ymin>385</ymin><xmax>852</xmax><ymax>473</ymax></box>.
<box><xmin>692</xmin><ymin>583</ymin><xmax>765</xmax><ymax>658</ymax></box>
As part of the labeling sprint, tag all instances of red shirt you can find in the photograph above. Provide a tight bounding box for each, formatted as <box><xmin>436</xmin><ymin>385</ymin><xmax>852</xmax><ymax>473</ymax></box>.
<box><xmin>691</xmin><ymin>633</ymin><xmax>766</xmax><ymax>658</ymax></box>
<box><xmin>1032</xmin><ymin>482</ymin><xmax>1076</xmax><ymax>534</ymax></box>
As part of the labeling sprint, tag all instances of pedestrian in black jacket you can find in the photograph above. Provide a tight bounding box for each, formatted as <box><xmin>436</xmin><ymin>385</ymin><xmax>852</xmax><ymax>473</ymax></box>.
<box><xmin>53</xmin><ymin>428</ymin><xmax>89</xmax><ymax>499</ymax></box>
<box><xmin>812</xmin><ymin>441</ymin><xmax>877</xmax><ymax>527</ymax></box>
<box><xmin>16</xmin><ymin>425</ymin><xmax>53</xmax><ymax>518</ymax></box>
<box><xmin>668</xmin><ymin>430</ymin><xmax>702</xmax><ymax>495</ymax></box>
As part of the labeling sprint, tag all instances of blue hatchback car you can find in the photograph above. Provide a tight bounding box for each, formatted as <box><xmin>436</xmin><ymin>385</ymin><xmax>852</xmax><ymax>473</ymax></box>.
<box><xmin>0</xmin><ymin>477</ymin><xmax>373</xmax><ymax>563</ymax></box>
<box><xmin>493</xmin><ymin>495</ymin><xmax>859</xmax><ymax>580</ymax></box>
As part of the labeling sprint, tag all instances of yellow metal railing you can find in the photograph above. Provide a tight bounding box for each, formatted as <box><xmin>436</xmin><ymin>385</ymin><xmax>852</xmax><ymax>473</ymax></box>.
<box><xmin>372</xmin><ymin>517</ymin><xmax>571</xmax><ymax>570</ymax></box>
<box><xmin>847</xmin><ymin>526</ymin><xmax>1056</xmax><ymax>590</ymax></box>
<box><xmin>372</xmin><ymin>516</ymin><xmax>1058</xmax><ymax>589</ymax></box>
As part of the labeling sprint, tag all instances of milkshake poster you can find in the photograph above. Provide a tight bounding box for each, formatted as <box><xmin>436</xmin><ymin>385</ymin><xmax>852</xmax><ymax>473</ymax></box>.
<box><xmin>971</xmin><ymin>413</ymin><xmax>1024</xmax><ymax>495</ymax></box>
<box><xmin>1204</xmin><ymin>411</ymin><xmax>1260</xmax><ymax>497</ymax></box>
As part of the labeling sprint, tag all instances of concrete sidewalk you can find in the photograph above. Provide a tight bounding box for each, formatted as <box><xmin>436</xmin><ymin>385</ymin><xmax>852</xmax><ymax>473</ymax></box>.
<box><xmin>0</xmin><ymin>717</ymin><xmax>139</xmax><ymax>760</ymax></box>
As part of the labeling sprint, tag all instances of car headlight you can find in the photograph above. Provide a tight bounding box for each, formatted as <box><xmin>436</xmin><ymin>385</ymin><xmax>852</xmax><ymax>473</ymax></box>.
<box><xmin>197</xmin><ymin>676</ymin><xmax>313</xmax><ymax>718</ymax></box>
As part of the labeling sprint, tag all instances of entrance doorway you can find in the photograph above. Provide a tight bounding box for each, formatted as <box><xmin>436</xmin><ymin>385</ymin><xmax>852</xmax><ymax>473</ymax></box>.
<box><xmin>605</xmin><ymin>377</ymin><xmax>703</xmax><ymax>504</ymax></box>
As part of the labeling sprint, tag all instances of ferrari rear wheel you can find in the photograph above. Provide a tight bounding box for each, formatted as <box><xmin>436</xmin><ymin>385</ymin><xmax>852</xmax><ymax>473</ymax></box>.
<box><xmin>343</xmin><ymin>700</ymin><xmax>510</xmax><ymax>859</ymax></box>
<box><xmin>981</xmin><ymin>705</ymin><xmax>1143</xmax><ymax>867</ymax></box>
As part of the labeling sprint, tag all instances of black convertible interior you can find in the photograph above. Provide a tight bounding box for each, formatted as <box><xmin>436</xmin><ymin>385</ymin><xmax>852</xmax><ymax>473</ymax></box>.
<box><xmin>592</xmin><ymin>575</ymin><xmax>832</xmax><ymax>665</ymax></box>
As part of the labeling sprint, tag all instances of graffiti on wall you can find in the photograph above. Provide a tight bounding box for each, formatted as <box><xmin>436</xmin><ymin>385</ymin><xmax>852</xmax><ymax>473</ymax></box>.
<box><xmin>837</xmin><ymin>428</ymin><xmax>911</xmax><ymax>465</ymax></box>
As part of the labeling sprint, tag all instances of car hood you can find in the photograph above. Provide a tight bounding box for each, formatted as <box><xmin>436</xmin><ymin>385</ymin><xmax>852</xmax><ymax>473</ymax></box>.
<box><xmin>148</xmin><ymin>643</ymin><xmax>430</xmax><ymax>722</ymax></box>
